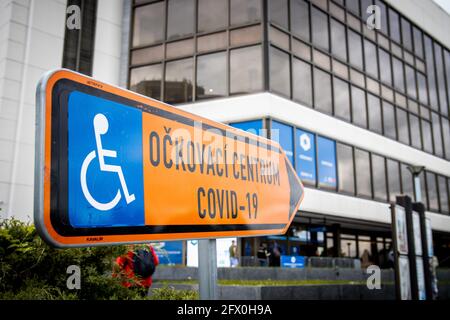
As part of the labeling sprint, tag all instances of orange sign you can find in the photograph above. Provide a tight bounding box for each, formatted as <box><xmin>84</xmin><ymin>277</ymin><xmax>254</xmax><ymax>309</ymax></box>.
<box><xmin>34</xmin><ymin>69</ymin><xmax>304</xmax><ymax>247</ymax></box>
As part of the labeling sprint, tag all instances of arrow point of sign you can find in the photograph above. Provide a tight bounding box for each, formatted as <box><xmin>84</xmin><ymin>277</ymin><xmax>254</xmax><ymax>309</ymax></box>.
<box><xmin>285</xmin><ymin>158</ymin><xmax>304</xmax><ymax>220</ymax></box>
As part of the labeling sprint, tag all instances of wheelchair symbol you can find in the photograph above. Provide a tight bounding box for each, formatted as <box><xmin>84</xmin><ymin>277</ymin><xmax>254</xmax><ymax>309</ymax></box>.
<box><xmin>80</xmin><ymin>113</ymin><xmax>136</xmax><ymax>211</ymax></box>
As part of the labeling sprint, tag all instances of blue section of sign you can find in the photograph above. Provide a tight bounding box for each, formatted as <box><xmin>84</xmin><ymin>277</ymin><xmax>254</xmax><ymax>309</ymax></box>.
<box><xmin>317</xmin><ymin>136</ymin><xmax>337</xmax><ymax>188</ymax></box>
<box><xmin>281</xmin><ymin>255</ymin><xmax>305</xmax><ymax>268</ymax></box>
<box><xmin>271</xmin><ymin>121</ymin><xmax>294</xmax><ymax>165</ymax></box>
<box><xmin>295</xmin><ymin>128</ymin><xmax>316</xmax><ymax>184</ymax></box>
<box><xmin>229</xmin><ymin>120</ymin><xmax>264</xmax><ymax>136</ymax></box>
<box><xmin>68</xmin><ymin>91</ymin><xmax>145</xmax><ymax>228</ymax></box>
<box><xmin>152</xmin><ymin>241</ymin><xmax>183</xmax><ymax>265</ymax></box>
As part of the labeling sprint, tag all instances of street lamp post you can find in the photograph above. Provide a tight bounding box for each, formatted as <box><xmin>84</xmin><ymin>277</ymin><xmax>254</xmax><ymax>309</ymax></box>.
<box><xmin>407</xmin><ymin>165</ymin><xmax>425</xmax><ymax>202</ymax></box>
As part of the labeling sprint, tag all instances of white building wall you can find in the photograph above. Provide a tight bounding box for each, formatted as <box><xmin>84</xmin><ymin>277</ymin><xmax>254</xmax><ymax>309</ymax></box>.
<box><xmin>92</xmin><ymin>0</ymin><xmax>123</xmax><ymax>86</ymax></box>
<box><xmin>0</xmin><ymin>0</ymin><xmax>66</xmax><ymax>221</ymax></box>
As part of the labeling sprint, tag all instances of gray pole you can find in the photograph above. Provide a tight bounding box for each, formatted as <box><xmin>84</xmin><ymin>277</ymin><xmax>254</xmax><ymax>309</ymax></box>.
<box><xmin>198</xmin><ymin>239</ymin><xmax>218</xmax><ymax>300</ymax></box>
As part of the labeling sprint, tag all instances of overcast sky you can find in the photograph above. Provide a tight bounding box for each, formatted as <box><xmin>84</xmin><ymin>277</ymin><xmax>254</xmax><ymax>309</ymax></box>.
<box><xmin>433</xmin><ymin>0</ymin><xmax>450</xmax><ymax>15</ymax></box>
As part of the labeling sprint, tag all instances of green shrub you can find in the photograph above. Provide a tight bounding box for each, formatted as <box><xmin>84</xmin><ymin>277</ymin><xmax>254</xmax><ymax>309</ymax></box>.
<box><xmin>150</xmin><ymin>286</ymin><xmax>198</xmax><ymax>300</ymax></box>
<box><xmin>0</xmin><ymin>218</ymin><xmax>145</xmax><ymax>300</ymax></box>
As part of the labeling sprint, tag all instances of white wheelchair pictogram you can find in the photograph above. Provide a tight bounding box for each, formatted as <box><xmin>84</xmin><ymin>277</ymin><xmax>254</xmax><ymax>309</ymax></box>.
<box><xmin>80</xmin><ymin>113</ymin><xmax>135</xmax><ymax>211</ymax></box>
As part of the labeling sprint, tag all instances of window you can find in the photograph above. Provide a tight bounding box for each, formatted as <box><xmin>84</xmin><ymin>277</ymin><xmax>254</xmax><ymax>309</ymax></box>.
<box><xmin>291</xmin><ymin>0</ymin><xmax>309</xmax><ymax>41</ymax></box>
<box><xmin>317</xmin><ymin>137</ymin><xmax>337</xmax><ymax>189</ymax></box>
<box><xmin>375</xmin><ymin>0</ymin><xmax>388</xmax><ymax>35</ymax></box>
<box><xmin>442</xmin><ymin>119</ymin><xmax>450</xmax><ymax>160</ymax></box>
<box><xmin>270</xmin><ymin>0</ymin><xmax>288</xmax><ymax>29</ymax></box>
<box><xmin>417</xmin><ymin>72</ymin><xmax>428</xmax><ymax>105</ymax></box>
<box><xmin>405</xmin><ymin>64</ymin><xmax>417</xmax><ymax>99</ymax></box>
<box><xmin>334</xmin><ymin>78</ymin><xmax>351</xmax><ymax>121</ymax></box>
<box><xmin>331</xmin><ymin>19</ymin><xmax>347</xmax><ymax>61</ymax></box>
<box><xmin>293</xmin><ymin>58</ymin><xmax>312</xmax><ymax>106</ymax></box>
<box><xmin>295</xmin><ymin>129</ymin><xmax>316</xmax><ymax>185</ymax></box>
<box><xmin>409</xmin><ymin>113</ymin><xmax>422</xmax><ymax>150</ymax></box>
<box><xmin>351</xmin><ymin>85</ymin><xmax>367</xmax><ymax>128</ymax></box>
<box><xmin>378</xmin><ymin>48</ymin><xmax>391</xmax><ymax>85</ymax></box>
<box><xmin>196</xmin><ymin>52</ymin><xmax>227</xmax><ymax>100</ymax></box>
<box><xmin>425</xmin><ymin>36</ymin><xmax>439</xmax><ymax>110</ymax></box>
<box><xmin>364</xmin><ymin>40</ymin><xmax>378</xmax><ymax>79</ymax></box>
<box><xmin>372</xmin><ymin>154</ymin><xmax>387</xmax><ymax>201</ymax></box>
<box><xmin>346</xmin><ymin>0</ymin><xmax>360</xmax><ymax>16</ymax></box>
<box><xmin>311</xmin><ymin>7</ymin><xmax>329</xmax><ymax>51</ymax></box>
<box><xmin>336</xmin><ymin>143</ymin><xmax>355</xmax><ymax>194</ymax></box>
<box><xmin>388</xmin><ymin>8</ymin><xmax>400</xmax><ymax>43</ymax></box>
<box><xmin>270</xmin><ymin>47</ymin><xmax>291</xmax><ymax>97</ymax></box>
<box><xmin>164</xmin><ymin>58</ymin><xmax>193</xmax><ymax>104</ymax></box>
<box><xmin>230</xmin><ymin>45</ymin><xmax>263</xmax><ymax>94</ymax></box>
<box><xmin>368</xmin><ymin>94</ymin><xmax>382</xmax><ymax>134</ymax></box>
<box><xmin>438</xmin><ymin>176</ymin><xmax>449</xmax><ymax>214</ymax></box>
<box><xmin>393</xmin><ymin>57</ymin><xmax>405</xmax><ymax>92</ymax></box>
<box><xmin>132</xmin><ymin>2</ymin><xmax>164</xmax><ymax>47</ymax></box>
<box><xmin>272</xmin><ymin>121</ymin><xmax>294</xmax><ymax>164</ymax></box>
<box><xmin>348</xmin><ymin>30</ymin><xmax>363</xmax><ymax>70</ymax></box>
<box><xmin>355</xmin><ymin>149</ymin><xmax>371</xmax><ymax>198</ymax></box>
<box><xmin>383</xmin><ymin>101</ymin><xmax>396</xmax><ymax>140</ymax></box>
<box><xmin>314</xmin><ymin>68</ymin><xmax>332</xmax><ymax>114</ymax></box>
<box><xmin>63</xmin><ymin>0</ymin><xmax>98</xmax><ymax>75</ymax></box>
<box><xmin>400</xmin><ymin>163</ymin><xmax>414</xmax><ymax>199</ymax></box>
<box><xmin>434</xmin><ymin>44</ymin><xmax>449</xmax><ymax>116</ymax></box>
<box><xmin>426</xmin><ymin>172</ymin><xmax>439</xmax><ymax>211</ymax></box>
<box><xmin>230</xmin><ymin>0</ymin><xmax>261</xmax><ymax>26</ymax></box>
<box><xmin>387</xmin><ymin>159</ymin><xmax>401</xmax><ymax>202</ymax></box>
<box><xmin>129</xmin><ymin>64</ymin><xmax>162</xmax><ymax>100</ymax></box>
<box><xmin>432</xmin><ymin>112</ymin><xmax>443</xmax><ymax>157</ymax></box>
<box><xmin>198</xmin><ymin>0</ymin><xmax>228</xmax><ymax>33</ymax></box>
<box><xmin>413</xmin><ymin>26</ymin><xmax>424</xmax><ymax>58</ymax></box>
<box><xmin>421</xmin><ymin>119</ymin><xmax>433</xmax><ymax>154</ymax></box>
<box><xmin>396</xmin><ymin>108</ymin><xmax>410</xmax><ymax>145</ymax></box>
<box><xmin>401</xmin><ymin>18</ymin><xmax>412</xmax><ymax>51</ymax></box>
<box><xmin>167</xmin><ymin>0</ymin><xmax>195</xmax><ymax>40</ymax></box>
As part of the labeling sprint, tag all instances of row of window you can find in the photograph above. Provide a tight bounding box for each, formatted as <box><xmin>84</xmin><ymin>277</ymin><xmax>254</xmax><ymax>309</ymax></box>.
<box><xmin>129</xmin><ymin>0</ymin><xmax>450</xmax><ymax>163</ymax></box>
<box><xmin>133</xmin><ymin>0</ymin><xmax>262</xmax><ymax>48</ymax></box>
<box><xmin>267</xmin><ymin>0</ymin><xmax>450</xmax><ymax>158</ymax></box>
<box><xmin>230</xmin><ymin>119</ymin><xmax>450</xmax><ymax>215</ymax></box>
<box><xmin>269</xmin><ymin>49</ymin><xmax>450</xmax><ymax>160</ymax></box>
<box><xmin>129</xmin><ymin>45</ymin><xmax>263</xmax><ymax>104</ymax></box>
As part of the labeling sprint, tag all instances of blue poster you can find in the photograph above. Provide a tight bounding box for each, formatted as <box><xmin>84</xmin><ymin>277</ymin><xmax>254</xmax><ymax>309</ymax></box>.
<box><xmin>68</xmin><ymin>91</ymin><xmax>145</xmax><ymax>228</ymax></box>
<box><xmin>229</xmin><ymin>120</ymin><xmax>264</xmax><ymax>136</ymax></box>
<box><xmin>281</xmin><ymin>255</ymin><xmax>305</xmax><ymax>268</ymax></box>
<box><xmin>271</xmin><ymin>121</ymin><xmax>294</xmax><ymax>165</ymax></box>
<box><xmin>295</xmin><ymin>128</ymin><xmax>316</xmax><ymax>184</ymax></box>
<box><xmin>317</xmin><ymin>136</ymin><xmax>337</xmax><ymax>188</ymax></box>
<box><xmin>152</xmin><ymin>241</ymin><xmax>183</xmax><ymax>265</ymax></box>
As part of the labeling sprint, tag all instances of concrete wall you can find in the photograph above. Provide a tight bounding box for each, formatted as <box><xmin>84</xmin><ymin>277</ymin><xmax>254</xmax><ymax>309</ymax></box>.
<box><xmin>0</xmin><ymin>0</ymin><xmax>66</xmax><ymax>221</ymax></box>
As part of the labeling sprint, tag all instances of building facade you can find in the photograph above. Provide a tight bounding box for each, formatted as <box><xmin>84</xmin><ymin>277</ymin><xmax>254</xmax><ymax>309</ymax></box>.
<box><xmin>1</xmin><ymin>0</ymin><xmax>450</xmax><ymax>266</ymax></box>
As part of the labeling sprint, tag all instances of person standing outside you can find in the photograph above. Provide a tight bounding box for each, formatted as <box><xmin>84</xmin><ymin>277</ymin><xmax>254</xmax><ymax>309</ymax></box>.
<box><xmin>229</xmin><ymin>240</ymin><xmax>238</xmax><ymax>267</ymax></box>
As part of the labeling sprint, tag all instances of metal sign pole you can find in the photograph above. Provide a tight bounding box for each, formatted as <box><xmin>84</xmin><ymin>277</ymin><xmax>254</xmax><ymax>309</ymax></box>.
<box><xmin>198</xmin><ymin>239</ymin><xmax>218</xmax><ymax>300</ymax></box>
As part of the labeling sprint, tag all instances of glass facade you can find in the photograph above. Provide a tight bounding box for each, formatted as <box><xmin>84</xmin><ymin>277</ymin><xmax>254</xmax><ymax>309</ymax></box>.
<box><xmin>129</xmin><ymin>0</ymin><xmax>450</xmax><ymax>216</ymax></box>
<box><xmin>231</xmin><ymin>118</ymin><xmax>450</xmax><ymax>216</ymax></box>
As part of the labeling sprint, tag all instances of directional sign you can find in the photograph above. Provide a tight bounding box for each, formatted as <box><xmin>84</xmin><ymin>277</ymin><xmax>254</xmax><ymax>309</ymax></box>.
<box><xmin>34</xmin><ymin>69</ymin><xmax>304</xmax><ymax>247</ymax></box>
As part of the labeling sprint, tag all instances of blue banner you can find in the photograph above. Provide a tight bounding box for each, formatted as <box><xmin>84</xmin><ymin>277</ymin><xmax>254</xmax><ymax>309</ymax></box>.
<box><xmin>317</xmin><ymin>136</ymin><xmax>337</xmax><ymax>188</ymax></box>
<box><xmin>295</xmin><ymin>128</ymin><xmax>316</xmax><ymax>184</ymax></box>
<box><xmin>152</xmin><ymin>241</ymin><xmax>183</xmax><ymax>265</ymax></box>
<box><xmin>229</xmin><ymin>120</ymin><xmax>264</xmax><ymax>136</ymax></box>
<box><xmin>271</xmin><ymin>121</ymin><xmax>294</xmax><ymax>165</ymax></box>
<box><xmin>281</xmin><ymin>255</ymin><xmax>305</xmax><ymax>268</ymax></box>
